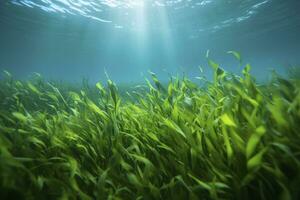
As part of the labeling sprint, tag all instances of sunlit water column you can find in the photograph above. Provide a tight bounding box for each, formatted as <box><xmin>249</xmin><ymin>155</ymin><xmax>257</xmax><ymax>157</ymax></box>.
<box><xmin>131</xmin><ymin>0</ymin><xmax>149</xmax><ymax>75</ymax></box>
<box><xmin>154</xmin><ymin>4</ymin><xmax>177</xmax><ymax>75</ymax></box>
<box><xmin>126</xmin><ymin>0</ymin><xmax>177</xmax><ymax>78</ymax></box>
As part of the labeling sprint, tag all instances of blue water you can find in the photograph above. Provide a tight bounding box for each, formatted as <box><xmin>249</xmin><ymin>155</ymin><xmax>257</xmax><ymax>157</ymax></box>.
<box><xmin>0</xmin><ymin>0</ymin><xmax>299</xmax><ymax>83</ymax></box>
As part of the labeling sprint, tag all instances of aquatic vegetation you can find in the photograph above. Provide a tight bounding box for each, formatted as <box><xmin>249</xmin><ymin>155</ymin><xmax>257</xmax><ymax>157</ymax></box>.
<box><xmin>0</xmin><ymin>62</ymin><xmax>300</xmax><ymax>199</ymax></box>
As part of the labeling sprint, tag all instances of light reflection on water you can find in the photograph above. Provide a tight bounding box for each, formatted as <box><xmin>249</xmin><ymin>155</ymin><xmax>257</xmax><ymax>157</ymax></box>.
<box><xmin>9</xmin><ymin>0</ymin><xmax>271</xmax><ymax>35</ymax></box>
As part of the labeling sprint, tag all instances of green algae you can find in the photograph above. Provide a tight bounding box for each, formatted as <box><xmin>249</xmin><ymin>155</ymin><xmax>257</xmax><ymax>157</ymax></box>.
<box><xmin>0</xmin><ymin>59</ymin><xmax>300</xmax><ymax>199</ymax></box>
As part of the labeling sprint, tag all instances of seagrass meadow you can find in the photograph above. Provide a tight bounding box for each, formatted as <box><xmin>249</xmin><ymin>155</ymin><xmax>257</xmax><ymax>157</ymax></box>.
<box><xmin>0</xmin><ymin>60</ymin><xmax>300</xmax><ymax>200</ymax></box>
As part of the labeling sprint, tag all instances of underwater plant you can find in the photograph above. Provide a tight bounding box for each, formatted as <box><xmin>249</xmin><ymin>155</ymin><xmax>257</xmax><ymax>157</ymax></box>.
<box><xmin>0</xmin><ymin>58</ymin><xmax>300</xmax><ymax>200</ymax></box>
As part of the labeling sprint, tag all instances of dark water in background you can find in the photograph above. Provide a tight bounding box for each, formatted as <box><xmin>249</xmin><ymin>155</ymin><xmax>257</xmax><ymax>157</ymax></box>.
<box><xmin>0</xmin><ymin>0</ymin><xmax>299</xmax><ymax>83</ymax></box>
